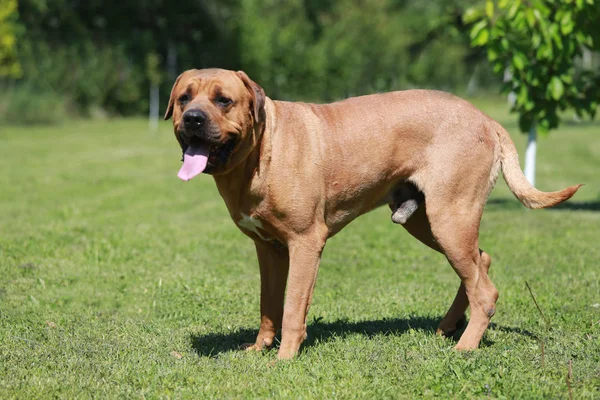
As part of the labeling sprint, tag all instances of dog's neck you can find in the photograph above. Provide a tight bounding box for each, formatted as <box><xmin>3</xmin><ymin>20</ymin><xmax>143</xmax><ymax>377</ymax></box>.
<box><xmin>212</xmin><ymin>98</ymin><xmax>277</xmax><ymax>219</ymax></box>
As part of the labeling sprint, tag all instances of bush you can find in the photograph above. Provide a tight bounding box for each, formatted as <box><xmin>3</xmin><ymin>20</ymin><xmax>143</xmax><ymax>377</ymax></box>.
<box><xmin>0</xmin><ymin>84</ymin><xmax>70</xmax><ymax>125</ymax></box>
<box><xmin>16</xmin><ymin>40</ymin><xmax>145</xmax><ymax>116</ymax></box>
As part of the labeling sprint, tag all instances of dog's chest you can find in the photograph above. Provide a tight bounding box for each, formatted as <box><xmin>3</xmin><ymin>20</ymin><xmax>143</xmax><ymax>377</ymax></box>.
<box><xmin>236</xmin><ymin>213</ymin><xmax>272</xmax><ymax>241</ymax></box>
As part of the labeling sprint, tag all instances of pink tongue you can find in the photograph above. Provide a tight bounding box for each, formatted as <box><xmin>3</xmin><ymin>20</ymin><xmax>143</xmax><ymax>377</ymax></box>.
<box><xmin>178</xmin><ymin>144</ymin><xmax>211</xmax><ymax>181</ymax></box>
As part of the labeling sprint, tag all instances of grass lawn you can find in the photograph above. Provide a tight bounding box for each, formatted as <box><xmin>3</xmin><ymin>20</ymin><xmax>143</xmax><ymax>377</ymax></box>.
<box><xmin>1</xmin><ymin>99</ymin><xmax>599</xmax><ymax>398</ymax></box>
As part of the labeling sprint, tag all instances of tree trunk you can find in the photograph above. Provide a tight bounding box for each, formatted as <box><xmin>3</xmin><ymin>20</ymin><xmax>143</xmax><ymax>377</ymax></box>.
<box><xmin>524</xmin><ymin>123</ymin><xmax>537</xmax><ymax>186</ymax></box>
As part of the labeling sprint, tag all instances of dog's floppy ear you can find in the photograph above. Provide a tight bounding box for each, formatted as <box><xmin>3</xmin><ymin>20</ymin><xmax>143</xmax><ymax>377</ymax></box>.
<box><xmin>164</xmin><ymin>72</ymin><xmax>185</xmax><ymax>121</ymax></box>
<box><xmin>237</xmin><ymin>71</ymin><xmax>266</xmax><ymax>124</ymax></box>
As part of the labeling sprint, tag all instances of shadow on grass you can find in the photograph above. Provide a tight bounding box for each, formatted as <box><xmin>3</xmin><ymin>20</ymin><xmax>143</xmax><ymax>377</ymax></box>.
<box><xmin>486</xmin><ymin>198</ymin><xmax>600</xmax><ymax>212</ymax></box>
<box><xmin>189</xmin><ymin>316</ymin><xmax>537</xmax><ymax>357</ymax></box>
<box><xmin>488</xmin><ymin>322</ymin><xmax>538</xmax><ymax>340</ymax></box>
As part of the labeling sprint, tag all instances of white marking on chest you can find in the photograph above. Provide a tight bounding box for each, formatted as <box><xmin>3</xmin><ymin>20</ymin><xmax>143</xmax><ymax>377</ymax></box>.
<box><xmin>237</xmin><ymin>213</ymin><xmax>271</xmax><ymax>241</ymax></box>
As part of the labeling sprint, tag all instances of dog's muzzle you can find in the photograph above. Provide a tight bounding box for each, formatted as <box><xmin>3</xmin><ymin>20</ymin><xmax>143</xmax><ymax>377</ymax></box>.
<box><xmin>182</xmin><ymin>109</ymin><xmax>207</xmax><ymax>131</ymax></box>
<box><xmin>176</xmin><ymin>110</ymin><xmax>236</xmax><ymax>181</ymax></box>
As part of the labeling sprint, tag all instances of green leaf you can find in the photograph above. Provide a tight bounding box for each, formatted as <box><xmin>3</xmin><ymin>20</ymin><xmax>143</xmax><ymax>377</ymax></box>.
<box><xmin>487</xmin><ymin>47</ymin><xmax>499</xmax><ymax>61</ymax></box>
<box><xmin>507</xmin><ymin>0</ymin><xmax>522</xmax><ymax>19</ymax></box>
<box><xmin>517</xmin><ymin>85</ymin><xmax>531</xmax><ymax>109</ymax></box>
<box><xmin>512</xmin><ymin>53</ymin><xmax>526</xmax><ymax>71</ymax></box>
<box><xmin>473</xmin><ymin>29</ymin><xmax>490</xmax><ymax>46</ymax></box>
<box><xmin>470</xmin><ymin>20</ymin><xmax>488</xmax><ymax>41</ymax></box>
<box><xmin>537</xmin><ymin>21</ymin><xmax>551</xmax><ymax>51</ymax></box>
<box><xmin>525</xmin><ymin>9</ymin><xmax>536</xmax><ymax>27</ymax></box>
<box><xmin>561</xmin><ymin>11</ymin><xmax>574</xmax><ymax>35</ymax></box>
<box><xmin>537</xmin><ymin>119</ymin><xmax>550</xmax><ymax>135</ymax></box>
<box><xmin>486</xmin><ymin>0</ymin><xmax>494</xmax><ymax>18</ymax></box>
<box><xmin>560</xmin><ymin>73</ymin><xmax>573</xmax><ymax>84</ymax></box>
<box><xmin>463</xmin><ymin>8</ymin><xmax>481</xmax><ymax>24</ymax></box>
<box><xmin>561</xmin><ymin>22</ymin><xmax>574</xmax><ymax>35</ymax></box>
<box><xmin>532</xmin><ymin>1</ymin><xmax>551</xmax><ymax>16</ymax></box>
<box><xmin>549</xmin><ymin>76</ymin><xmax>564</xmax><ymax>100</ymax></box>
<box><xmin>561</xmin><ymin>10</ymin><xmax>572</xmax><ymax>26</ymax></box>
<box><xmin>549</xmin><ymin>24</ymin><xmax>563</xmax><ymax>50</ymax></box>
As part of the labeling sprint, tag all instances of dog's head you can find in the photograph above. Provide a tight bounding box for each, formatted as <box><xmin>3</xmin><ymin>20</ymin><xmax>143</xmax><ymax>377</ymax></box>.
<box><xmin>164</xmin><ymin>68</ymin><xmax>266</xmax><ymax>179</ymax></box>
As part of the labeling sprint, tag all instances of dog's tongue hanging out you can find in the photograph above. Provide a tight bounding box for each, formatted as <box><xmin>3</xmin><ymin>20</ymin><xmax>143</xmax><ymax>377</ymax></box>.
<box><xmin>178</xmin><ymin>145</ymin><xmax>211</xmax><ymax>181</ymax></box>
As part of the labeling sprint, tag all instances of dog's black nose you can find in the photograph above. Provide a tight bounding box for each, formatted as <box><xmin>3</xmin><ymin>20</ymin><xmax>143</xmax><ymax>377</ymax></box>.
<box><xmin>183</xmin><ymin>109</ymin><xmax>207</xmax><ymax>129</ymax></box>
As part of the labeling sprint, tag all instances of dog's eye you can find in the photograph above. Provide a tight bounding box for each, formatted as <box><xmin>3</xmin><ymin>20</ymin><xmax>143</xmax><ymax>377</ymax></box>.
<box><xmin>215</xmin><ymin>96</ymin><xmax>233</xmax><ymax>107</ymax></box>
<box><xmin>178</xmin><ymin>94</ymin><xmax>190</xmax><ymax>106</ymax></box>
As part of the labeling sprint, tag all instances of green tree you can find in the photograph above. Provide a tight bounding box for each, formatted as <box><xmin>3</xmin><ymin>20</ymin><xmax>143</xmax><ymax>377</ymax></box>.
<box><xmin>239</xmin><ymin>0</ymin><xmax>483</xmax><ymax>102</ymax></box>
<box><xmin>238</xmin><ymin>0</ymin><xmax>327</xmax><ymax>100</ymax></box>
<box><xmin>5</xmin><ymin>1</ymin><xmax>499</xmax><ymax>118</ymax></box>
<box><xmin>466</xmin><ymin>0</ymin><xmax>600</xmax><ymax>185</ymax></box>
<box><xmin>14</xmin><ymin>0</ymin><xmax>238</xmax><ymax>115</ymax></box>
<box><xmin>0</xmin><ymin>0</ymin><xmax>20</xmax><ymax>77</ymax></box>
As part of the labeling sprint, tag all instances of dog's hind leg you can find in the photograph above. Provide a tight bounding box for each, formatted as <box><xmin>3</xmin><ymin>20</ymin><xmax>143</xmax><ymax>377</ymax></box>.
<box><xmin>408</xmin><ymin>122</ymin><xmax>500</xmax><ymax>347</ymax></box>
<box><xmin>436</xmin><ymin>249</ymin><xmax>493</xmax><ymax>337</ymax></box>
<box><xmin>426</xmin><ymin>200</ymin><xmax>498</xmax><ymax>350</ymax></box>
<box><xmin>399</xmin><ymin>202</ymin><xmax>468</xmax><ymax>335</ymax></box>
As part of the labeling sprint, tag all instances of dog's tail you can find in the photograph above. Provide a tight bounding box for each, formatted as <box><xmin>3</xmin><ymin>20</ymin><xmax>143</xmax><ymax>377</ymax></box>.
<box><xmin>493</xmin><ymin>120</ymin><xmax>582</xmax><ymax>209</ymax></box>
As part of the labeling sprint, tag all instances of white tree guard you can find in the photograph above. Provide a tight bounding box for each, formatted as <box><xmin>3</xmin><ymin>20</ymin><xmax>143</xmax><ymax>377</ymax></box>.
<box><xmin>524</xmin><ymin>124</ymin><xmax>537</xmax><ymax>186</ymax></box>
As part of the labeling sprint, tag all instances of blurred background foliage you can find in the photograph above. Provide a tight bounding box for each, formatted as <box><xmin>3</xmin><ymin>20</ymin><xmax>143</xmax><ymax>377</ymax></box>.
<box><xmin>0</xmin><ymin>0</ymin><xmax>598</xmax><ymax>124</ymax></box>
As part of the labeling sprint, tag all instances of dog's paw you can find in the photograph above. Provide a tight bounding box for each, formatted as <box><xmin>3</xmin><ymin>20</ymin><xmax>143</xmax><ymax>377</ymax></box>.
<box><xmin>240</xmin><ymin>342</ymin><xmax>263</xmax><ymax>351</ymax></box>
<box><xmin>453</xmin><ymin>342</ymin><xmax>478</xmax><ymax>351</ymax></box>
<box><xmin>436</xmin><ymin>314</ymin><xmax>467</xmax><ymax>337</ymax></box>
<box><xmin>436</xmin><ymin>327</ymin><xmax>452</xmax><ymax>337</ymax></box>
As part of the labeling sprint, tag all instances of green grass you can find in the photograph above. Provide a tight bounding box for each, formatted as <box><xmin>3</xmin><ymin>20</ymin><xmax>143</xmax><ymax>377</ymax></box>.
<box><xmin>1</xmin><ymin>100</ymin><xmax>599</xmax><ymax>399</ymax></box>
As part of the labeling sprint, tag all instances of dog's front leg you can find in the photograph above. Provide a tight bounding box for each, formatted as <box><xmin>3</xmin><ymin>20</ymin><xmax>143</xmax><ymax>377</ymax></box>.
<box><xmin>278</xmin><ymin>232</ymin><xmax>326</xmax><ymax>360</ymax></box>
<box><xmin>244</xmin><ymin>240</ymin><xmax>289</xmax><ymax>351</ymax></box>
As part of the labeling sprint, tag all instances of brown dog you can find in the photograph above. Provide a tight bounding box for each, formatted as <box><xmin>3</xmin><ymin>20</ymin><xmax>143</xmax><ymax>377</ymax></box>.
<box><xmin>165</xmin><ymin>68</ymin><xmax>580</xmax><ymax>359</ymax></box>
